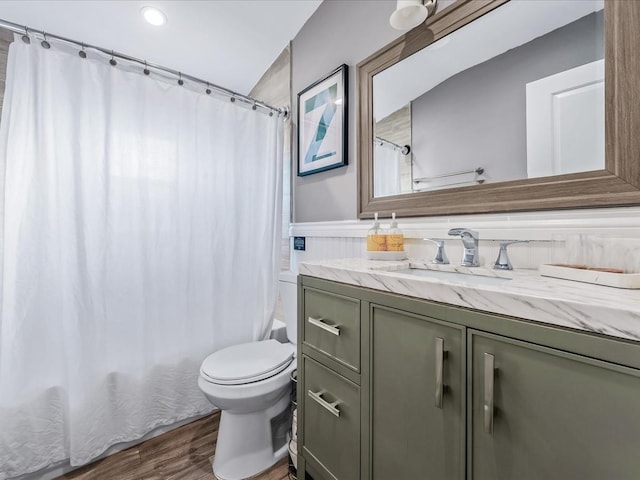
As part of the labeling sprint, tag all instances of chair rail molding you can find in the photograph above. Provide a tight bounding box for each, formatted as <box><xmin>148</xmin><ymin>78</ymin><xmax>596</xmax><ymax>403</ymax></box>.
<box><xmin>290</xmin><ymin>207</ymin><xmax>640</xmax><ymax>241</ymax></box>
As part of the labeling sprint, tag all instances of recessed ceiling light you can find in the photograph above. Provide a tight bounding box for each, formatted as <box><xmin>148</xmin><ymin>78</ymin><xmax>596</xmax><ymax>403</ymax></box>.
<box><xmin>141</xmin><ymin>6</ymin><xmax>167</xmax><ymax>26</ymax></box>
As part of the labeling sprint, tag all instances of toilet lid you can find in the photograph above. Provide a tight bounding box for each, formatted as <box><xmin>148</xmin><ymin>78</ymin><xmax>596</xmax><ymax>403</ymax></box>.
<box><xmin>200</xmin><ymin>339</ymin><xmax>295</xmax><ymax>385</ymax></box>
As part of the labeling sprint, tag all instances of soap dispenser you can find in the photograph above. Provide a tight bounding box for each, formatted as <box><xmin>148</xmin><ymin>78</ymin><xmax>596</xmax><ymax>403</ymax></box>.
<box><xmin>386</xmin><ymin>213</ymin><xmax>405</xmax><ymax>252</ymax></box>
<box><xmin>367</xmin><ymin>212</ymin><xmax>386</xmax><ymax>252</ymax></box>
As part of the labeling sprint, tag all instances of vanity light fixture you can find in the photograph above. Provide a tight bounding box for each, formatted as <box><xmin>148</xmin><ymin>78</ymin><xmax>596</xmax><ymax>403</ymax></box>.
<box><xmin>141</xmin><ymin>6</ymin><xmax>168</xmax><ymax>27</ymax></box>
<box><xmin>389</xmin><ymin>0</ymin><xmax>437</xmax><ymax>30</ymax></box>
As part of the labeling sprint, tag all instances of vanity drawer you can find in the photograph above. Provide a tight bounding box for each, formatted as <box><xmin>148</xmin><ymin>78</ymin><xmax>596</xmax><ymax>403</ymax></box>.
<box><xmin>302</xmin><ymin>356</ymin><xmax>360</xmax><ymax>480</ymax></box>
<box><xmin>303</xmin><ymin>287</ymin><xmax>360</xmax><ymax>371</ymax></box>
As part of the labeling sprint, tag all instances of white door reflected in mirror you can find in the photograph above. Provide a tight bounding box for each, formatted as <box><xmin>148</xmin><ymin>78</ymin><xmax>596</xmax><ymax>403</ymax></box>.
<box><xmin>526</xmin><ymin>59</ymin><xmax>604</xmax><ymax>178</ymax></box>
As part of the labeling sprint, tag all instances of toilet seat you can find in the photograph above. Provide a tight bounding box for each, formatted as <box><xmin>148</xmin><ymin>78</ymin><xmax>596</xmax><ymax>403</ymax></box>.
<box><xmin>200</xmin><ymin>339</ymin><xmax>294</xmax><ymax>385</ymax></box>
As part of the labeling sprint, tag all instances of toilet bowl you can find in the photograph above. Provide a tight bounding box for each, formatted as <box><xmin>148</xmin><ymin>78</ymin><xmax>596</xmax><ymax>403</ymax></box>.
<box><xmin>198</xmin><ymin>270</ymin><xmax>298</xmax><ymax>480</ymax></box>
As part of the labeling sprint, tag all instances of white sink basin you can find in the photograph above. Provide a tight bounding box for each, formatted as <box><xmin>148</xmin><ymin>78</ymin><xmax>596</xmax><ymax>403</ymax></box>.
<box><xmin>395</xmin><ymin>267</ymin><xmax>511</xmax><ymax>286</ymax></box>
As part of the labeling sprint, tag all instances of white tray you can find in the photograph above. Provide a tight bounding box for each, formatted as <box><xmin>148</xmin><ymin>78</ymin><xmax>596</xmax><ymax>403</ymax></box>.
<box><xmin>539</xmin><ymin>264</ymin><xmax>640</xmax><ymax>289</ymax></box>
<box><xmin>366</xmin><ymin>251</ymin><xmax>408</xmax><ymax>261</ymax></box>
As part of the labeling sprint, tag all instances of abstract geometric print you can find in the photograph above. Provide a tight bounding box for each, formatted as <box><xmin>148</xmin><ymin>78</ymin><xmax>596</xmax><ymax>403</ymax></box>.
<box><xmin>303</xmin><ymin>83</ymin><xmax>337</xmax><ymax>164</ymax></box>
<box><xmin>297</xmin><ymin>63</ymin><xmax>346</xmax><ymax>176</ymax></box>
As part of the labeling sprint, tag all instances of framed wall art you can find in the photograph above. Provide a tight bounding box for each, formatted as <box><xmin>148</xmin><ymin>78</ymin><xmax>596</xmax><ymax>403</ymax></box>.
<box><xmin>297</xmin><ymin>64</ymin><xmax>348</xmax><ymax>176</ymax></box>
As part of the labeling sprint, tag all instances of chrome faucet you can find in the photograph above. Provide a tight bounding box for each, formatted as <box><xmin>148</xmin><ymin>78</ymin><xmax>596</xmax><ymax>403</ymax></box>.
<box><xmin>448</xmin><ymin>228</ymin><xmax>480</xmax><ymax>267</ymax></box>
<box><xmin>424</xmin><ymin>238</ymin><xmax>449</xmax><ymax>265</ymax></box>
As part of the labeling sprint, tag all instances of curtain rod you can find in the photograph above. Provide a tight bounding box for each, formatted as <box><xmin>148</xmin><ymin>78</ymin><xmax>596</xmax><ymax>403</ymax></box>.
<box><xmin>375</xmin><ymin>136</ymin><xmax>410</xmax><ymax>155</ymax></box>
<box><xmin>0</xmin><ymin>18</ymin><xmax>288</xmax><ymax>118</ymax></box>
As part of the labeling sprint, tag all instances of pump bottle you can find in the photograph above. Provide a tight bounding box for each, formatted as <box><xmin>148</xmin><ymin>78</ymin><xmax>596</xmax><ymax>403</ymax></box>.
<box><xmin>366</xmin><ymin>212</ymin><xmax>386</xmax><ymax>252</ymax></box>
<box><xmin>386</xmin><ymin>212</ymin><xmax>405</xmax><ymax>252</ymax></box>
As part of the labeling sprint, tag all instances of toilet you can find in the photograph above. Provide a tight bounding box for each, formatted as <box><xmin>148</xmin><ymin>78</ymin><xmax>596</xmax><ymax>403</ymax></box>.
<box><xmin>198</xmin><ymin>270</ymin><xmax>298</xmax><ymax>480</ymax></box>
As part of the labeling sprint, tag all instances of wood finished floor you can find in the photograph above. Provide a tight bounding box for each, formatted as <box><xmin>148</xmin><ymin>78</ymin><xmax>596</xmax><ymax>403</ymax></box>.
<box><xmin>55</xmin><ymin>412</ymin><xmax>291</xmax><ymax>480</ymax></box>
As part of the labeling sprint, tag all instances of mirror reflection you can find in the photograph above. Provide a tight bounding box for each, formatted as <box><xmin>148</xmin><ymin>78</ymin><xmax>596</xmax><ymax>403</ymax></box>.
<box><xmin>373</xmin><ymin>0</ymin><xmax>604</xmax><ymax>197</ymax></box>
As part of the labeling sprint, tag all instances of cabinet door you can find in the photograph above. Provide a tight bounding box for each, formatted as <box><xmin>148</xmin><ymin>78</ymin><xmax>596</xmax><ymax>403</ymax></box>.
<box><xmin>470</xmin><ymin>330</ymin><xmax>640</xmax><ymax>480</ymax></box>
<box><xmin>370</xmin><ymin>305</ymin><xmax>464</xmax><ymax>480</ymax></box>
<box><xmin>302</xmin><ymin>355</ymin><xmax>360</xmax><ymax>480</ymax></box>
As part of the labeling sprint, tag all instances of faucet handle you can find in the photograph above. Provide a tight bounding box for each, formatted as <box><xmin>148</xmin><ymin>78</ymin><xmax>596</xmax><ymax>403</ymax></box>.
<box><xmin>493</xmin><ymin>240</ymin><xmax>529</xmax><ymax>271</ymax></box>
<box><xmin>424</xmin><ymin>238</ymin><xmax>449</xmax><ymax>265</ymax></box>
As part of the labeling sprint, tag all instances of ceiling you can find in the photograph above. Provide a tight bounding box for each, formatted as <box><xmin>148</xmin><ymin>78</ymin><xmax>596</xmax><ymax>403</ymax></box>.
<box><xmin>0</xmin><ymin>0</ymin><xmax>322</xmax><ymax>95</ymax></box>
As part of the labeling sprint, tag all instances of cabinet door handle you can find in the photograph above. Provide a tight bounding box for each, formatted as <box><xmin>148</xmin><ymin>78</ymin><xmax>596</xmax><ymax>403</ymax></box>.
<box><xmin>483</xmin><ymin>353</ymin><xmax>495</xmax><ymax>434</ymax></box>
<box><xmin>435</xmin><ymin>337</ymin><xmax>448</xmax><ymax>409</ymax></box>
<box><xmin>308</xmin><ymin>389</ymin><xmax>341</xmax><ymax>418</ymax></box>
<box><xmin>308</xmin><ymin>316</ymin><xmax>341</xmax><ymax>336</ymax></box>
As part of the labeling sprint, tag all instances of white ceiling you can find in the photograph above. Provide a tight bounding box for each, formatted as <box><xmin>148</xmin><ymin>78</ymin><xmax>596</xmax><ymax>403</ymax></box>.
<box><xmin>0</xmin><ymin>0</ymin><xmax>322</xmax><ymax>95</ymax></box>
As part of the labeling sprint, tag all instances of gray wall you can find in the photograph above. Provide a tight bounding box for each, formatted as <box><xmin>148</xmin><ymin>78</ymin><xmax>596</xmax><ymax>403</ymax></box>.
<box><xmin>291</xmin><ymin>0</ymin><xmax>413</xmax><ymax>222</ymax></box>
<box><xmin>411</xmin><ymin>11</ymin><xmax>604</xmax><ymax>185</ymax></box>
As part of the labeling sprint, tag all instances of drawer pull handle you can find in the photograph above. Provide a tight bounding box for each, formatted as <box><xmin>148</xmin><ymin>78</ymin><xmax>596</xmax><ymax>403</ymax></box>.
<box><xmin>308</xmin><ymin>316</ymin><xmax>341</xmax><ymax>336</ymax></box>
<box><xmin>483</xmin><ymin>353</ymin><xmax>495</xmax><ymax>435</ymax></box>
<box><xmin>308</xmin><ymin>389</ymin><xmax>341</xmax><ymax>418</ymax></box>
<box><xmin>435</xmin><ymin>337</ymin><xmax>448</xmax><ymax>409</ymax></box>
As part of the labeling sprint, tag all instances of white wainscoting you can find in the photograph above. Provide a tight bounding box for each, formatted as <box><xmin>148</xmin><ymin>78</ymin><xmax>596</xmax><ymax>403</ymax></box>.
<box><xmin>290</xmin><ymin>207</ymin><xmax>640</xmax><ymax>271</ymax></box>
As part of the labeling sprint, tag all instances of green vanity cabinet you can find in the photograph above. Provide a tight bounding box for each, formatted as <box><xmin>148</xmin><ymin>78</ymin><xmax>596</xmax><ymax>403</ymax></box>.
<box><xmin>297</xmin><ymin>275</ymin><xmax>640</xmax><ymax>480</ymax></box>
<box><xmin>370</xmin><ymin>305</ymin><xmax>464</xmax><ymax>480</ymax></box>
<box><xmin>468</xmin><ymin>330</ymin><xmax>640</xmax><ymax>480</ymax></box>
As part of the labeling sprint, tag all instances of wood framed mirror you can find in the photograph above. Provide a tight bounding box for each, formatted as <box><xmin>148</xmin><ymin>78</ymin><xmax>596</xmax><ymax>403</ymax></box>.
<box><xmin>357</xmin><ymin>0</ymin><xmax>640</xmax><ymax>218</ymax></box>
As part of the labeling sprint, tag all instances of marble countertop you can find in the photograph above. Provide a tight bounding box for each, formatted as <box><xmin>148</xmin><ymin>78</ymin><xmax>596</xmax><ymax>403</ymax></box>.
<box><xmin>298</xmin><ymin>258</ymin><xmax>640</xmax><ymax>342</ymax></box>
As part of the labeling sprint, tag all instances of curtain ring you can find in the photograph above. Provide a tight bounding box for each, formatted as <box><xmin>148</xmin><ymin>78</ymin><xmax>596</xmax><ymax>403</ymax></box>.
<box><xmin>21</xmin><ymin>27</ymin><xmax>30</xmax><ymax>44</ymax></box>
<box><xmin>252</xmin><ymin>102</ymin><xmax>257</xmax><ymax>111</ymax></box>
<box><xmin>41</xmin><ymin>32</ymin><xmax>51</xmax><ymax>49</ymax></box>
<box><xmin>78</xmin><ymin>43</ymin><xmax>87</xmax><ymax>58</ymax></box>
<box><xmin>143</xmin><ymin>61</ymin><xmax>150</xmax><ymax>76</ymax></box>
<box><xmin>206</xmin><ymin>83</ymin><xmax>211</xmax><ymax>95</ymax></box>
<box><xmin>178</xmin><ymin>72</ymin><xmax>184</xmax><ymax>86</ymax></box>
<box><xmin>110</xmin><ymin>51</ymin><xmax>117</xmax><ymax>66</ymax></box>
<box><xmin>230</xmin><ymin>96</ymin><xmax>236</xmax><ymax>103</ymax></box>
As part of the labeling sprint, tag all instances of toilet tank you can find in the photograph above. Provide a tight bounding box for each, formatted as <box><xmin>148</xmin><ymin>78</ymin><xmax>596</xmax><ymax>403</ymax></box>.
<box><xmin>278</xmin><ymin>270</ymin><xmax>298</xmax><ymax>344</ymax></box>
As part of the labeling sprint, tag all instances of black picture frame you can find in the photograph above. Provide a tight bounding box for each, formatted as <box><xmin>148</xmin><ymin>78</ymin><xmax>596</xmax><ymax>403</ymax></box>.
<box><xmin>297</xmin><ymin>64</ymin><xmax>348</xmax><ymax>176</ymax></box>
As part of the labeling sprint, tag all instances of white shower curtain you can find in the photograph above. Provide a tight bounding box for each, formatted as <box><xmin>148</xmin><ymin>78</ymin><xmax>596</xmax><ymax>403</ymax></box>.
<box><xmin>0</xmin><ymin>39</ymin><xmax>283</xmax><ymax>478</ymax></box>
<box><xmin>373</xmin><ymin>142</ymin><xmax>403</xmax><ymax>197</ymax></box>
